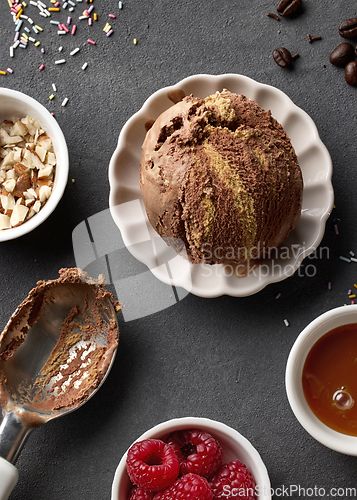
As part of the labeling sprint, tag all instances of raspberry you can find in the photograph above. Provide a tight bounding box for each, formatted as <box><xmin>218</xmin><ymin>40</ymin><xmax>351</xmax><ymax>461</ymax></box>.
<box><xmin>209</xmin><ymin>460</ymin><xmax>256</xmax><ymax>500</ymax></box>
<box><xmin>126</xmin><ymin>439</ymin><xmax>179</xmax><ymax>492</ymax></box>
<box><xmin>153</xmin><ymin>473</ymin><xmax>213</xmax><ymax>500</ymax></box>
<box><xmin>166</xmin><ymin>429</ymin><xmax>223</xmax><ymax>479</ymax></box>
<box><xmin>128</xmin><ymin>487</ymin><xmax>154</xmax><ymax>500</ymax></box>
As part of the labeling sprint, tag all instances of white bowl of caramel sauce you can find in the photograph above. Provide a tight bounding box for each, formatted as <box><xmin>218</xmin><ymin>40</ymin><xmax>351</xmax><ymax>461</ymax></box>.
<box><xmin>286</xmin><ymin>305</ymin><xmax>357</xmax><ymax>455</ymax></box>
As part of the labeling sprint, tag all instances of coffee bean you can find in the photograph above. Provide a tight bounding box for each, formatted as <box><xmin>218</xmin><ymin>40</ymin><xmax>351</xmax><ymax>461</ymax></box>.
<box><xmin>273</xmin><ymin>47</ymin><xmax>293</xmax><ymax>67</ymax></box>
<box><xmin>338</xmin><ymin>17</ymin><xmax>357</xmax><ymax>39</ymax></box>
<box><xmin>345</xmin><ymin>61</ymin><xmax>357</xmax><ymax>85</ymax></box>
<box><xmin>329</xmin><ymin>42</ymin><xmax>355</xmax><ymax>67</ymax></box>
<box><xmin>277</xmin><ymin>0</ymin><xmax>302</xmax><ymax>17</ymax></box>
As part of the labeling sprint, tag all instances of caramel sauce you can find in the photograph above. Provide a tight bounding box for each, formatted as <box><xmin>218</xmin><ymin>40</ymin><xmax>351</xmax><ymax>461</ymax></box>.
<box><xmin>302</xmin><ymin>323</ymin><xmax>357</xmax><ymax>436</ymax></box>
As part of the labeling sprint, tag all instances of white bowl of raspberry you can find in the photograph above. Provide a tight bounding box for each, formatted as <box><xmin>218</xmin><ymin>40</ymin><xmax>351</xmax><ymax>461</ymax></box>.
<box><xmin>111</xmin><ymin>417</ymin><xmax>271</xmax><ymax>500</ymax></box>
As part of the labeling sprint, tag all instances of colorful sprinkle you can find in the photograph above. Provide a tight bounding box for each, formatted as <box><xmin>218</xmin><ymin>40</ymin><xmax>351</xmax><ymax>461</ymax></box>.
<box><xmin>109</xmin><ymin>13</ymin><xmax>116</xmax><ymax>18</ymax></box>
<box><xmin>0</xmin><ymin>70</ymin><xmax>7</xmax><ymax>76</ymax></box>
<box><xmin>339</xmin><ymin>256</ymin><xmax>351</xmax><ymax>263</ymax></box>
<box><xmin>71</xmin><ymin>24</ymin><xmax>76</xmax><ymax>34</ymax></box>
<box><xmin>334</xmin><ymin>224</ymin><xmax>339</xmax><ymax>235</ymax></box>
<box><xmin>106</xmin><ymin>29</ymin><xmax>113</xmax><ymax>36</ymax></box>
<box><xmin>87</xmin><ymin>38</ymin><xmax>95</xmax><ymax>44</ymax></box>
<box><xmin>328</xmin><ymin>282</ymin><xmax>331</xmax><ymax>290</ymax></box>
<box><xmin>39</xmin><ymin>63</ymin><xmax>45</xmax><ymax>70</ymax></box>
<box><xmin>49</xmin><ymin>94</ymin><xmax>55</xmax><ymax>100</ymax></box>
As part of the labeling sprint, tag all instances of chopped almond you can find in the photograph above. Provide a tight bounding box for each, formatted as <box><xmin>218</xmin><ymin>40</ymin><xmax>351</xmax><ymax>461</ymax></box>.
<box><xmin>14</xmin><ymin>162</ymin><xmax>29</xmax><ymax>176</ymax></box>
<box><xmin>0</xmin><ymin>115</ymin><xmax>56</xmax><ymax>229</ymax></box>
<box><xmin>1</xmin><ymin>193</ymin><xmax>15</xmax><ymax>214</ymax></box>
<box><xmin>0</xmin><ymin>214</ymin><xmax>11</xmax><ymax>230</ymax></box>
<box><xmin>38</xmin><ymin>165</ymin><xmax>53</xmax><ymax>179</ymax></box>
<box><xmin>10</xmin><ymin>204</ymin><xmax>29</xmax><ymax>227</ymax></box>
<box><xmin>3</xmin><ymin>178</ymin><xmax>16</xmax><ymax>193</ymax></box>
<box><xmin>37</xmin><ymin>135</ymin><xmax>53</xmax><ymax>151</ymax></box>
<box><xmin>10</xmin><ymin>121</ymin><xmax>29</xmax><ymax>137</ymax></box>
<box><xmin>0</xmin><ymin>128</ymin><xmax>23</xmax><ymax>147</ymax></box>
<box><xmin>13</xmin><ymin>173</ymin><xmax>32</xmax><ymax>198</ymax></box>
<box><xmin>39</xmin><ymin>185</ymin><xmax>52</xmax><ymax>202</ymax></box>
<box><xmin>35</xmin><ymin>144</ymin><xmax>47</xmax><ymax>162</ymax></box>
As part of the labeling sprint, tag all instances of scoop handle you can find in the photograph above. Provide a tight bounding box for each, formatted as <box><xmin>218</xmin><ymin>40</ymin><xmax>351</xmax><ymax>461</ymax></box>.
<box><xmin>0</xmin><ymin>457</ymin><xmax>18</xmax><ymax>500</ymax></box>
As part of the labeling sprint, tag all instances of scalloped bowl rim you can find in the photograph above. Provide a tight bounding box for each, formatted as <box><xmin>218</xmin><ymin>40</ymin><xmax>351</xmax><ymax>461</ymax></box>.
<box><xmin>108</xmin><ymin>73</ymin><xmax>333</xmax><ymax>297</ymax></box>
<box><xmin>111</xmin><ymin>416</ymin><xmax>271</xmax><ymax>500</ymax></box>
<box><xmin>0</xmin><ymin>87</ymin><xmax>69</xmax><ymax>242</ymax></box>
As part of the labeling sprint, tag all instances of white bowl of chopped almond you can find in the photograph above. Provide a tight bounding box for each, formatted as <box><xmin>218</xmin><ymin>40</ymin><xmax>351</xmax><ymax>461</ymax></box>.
<box><xmin>0</xmin><ymin>88</ymin><xmax>68</xmax><ymax>241</ymax></box>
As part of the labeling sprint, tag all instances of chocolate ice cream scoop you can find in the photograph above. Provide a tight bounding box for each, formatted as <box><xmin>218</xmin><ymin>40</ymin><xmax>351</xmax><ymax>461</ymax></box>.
<box><xmin>140</xmin><ymin>90</ymin><xmax>303</xmax><ymax>265</ymax></box>
<box><xmin>0</xmin><ymin>268</ymin><xmax>120</xmax><ymax>500</ymax></box>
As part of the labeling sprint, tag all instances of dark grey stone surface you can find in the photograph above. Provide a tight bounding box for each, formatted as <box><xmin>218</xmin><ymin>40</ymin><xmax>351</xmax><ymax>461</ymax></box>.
<box><xmin>0</xmin><ymin>0</ymin><xmax>357</xmax><ymax>498</ymax></box>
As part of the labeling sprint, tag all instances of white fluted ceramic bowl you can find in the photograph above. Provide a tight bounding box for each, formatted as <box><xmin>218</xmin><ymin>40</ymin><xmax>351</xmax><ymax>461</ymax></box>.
<box><xmin>109</xmin><ymin>74</ymin><xmax>333</xmax><ymax>297</ymax></box>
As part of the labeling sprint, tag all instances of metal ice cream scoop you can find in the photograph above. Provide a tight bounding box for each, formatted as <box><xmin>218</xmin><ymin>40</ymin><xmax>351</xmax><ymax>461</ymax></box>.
<box><xmin>0</xmin><ymin>269</ymin><xmax>119</xmax><ymax>500</ymax></box>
